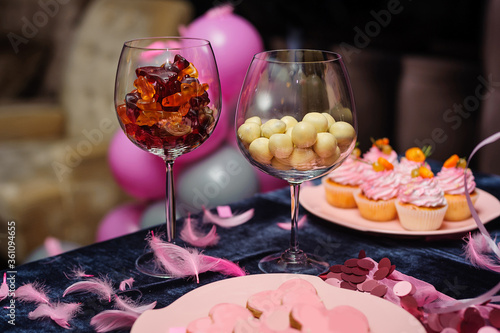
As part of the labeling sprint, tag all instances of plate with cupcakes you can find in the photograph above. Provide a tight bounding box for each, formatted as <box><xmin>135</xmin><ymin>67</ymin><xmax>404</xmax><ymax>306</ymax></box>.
<box><xmin>303</xmin><ymin>141</ymin><xmax>500</xmax><ymax>237</ymax></box>
<box><xmin>131</xmin><ymin>274</ymin><xmax>425</xmax><ymax>333</ymax></box>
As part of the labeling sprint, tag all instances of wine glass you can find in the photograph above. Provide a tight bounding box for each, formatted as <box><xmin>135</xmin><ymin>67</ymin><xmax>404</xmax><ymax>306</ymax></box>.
<box><xmin>235</xmin><ymin>49</ymin><xmax>357</xmax><ymax>274</ymax></box>
<box><xmin>114</xmin><ymin>37</ymin><xmax>221</xmax><ymax>277</ymax></box>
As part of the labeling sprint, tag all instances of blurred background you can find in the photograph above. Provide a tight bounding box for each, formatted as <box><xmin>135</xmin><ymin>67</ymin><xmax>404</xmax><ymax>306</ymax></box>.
<box><xmin>1</xmin><ymin>0</ymin><xmax>499</xmax><ymax>268</ymax></box>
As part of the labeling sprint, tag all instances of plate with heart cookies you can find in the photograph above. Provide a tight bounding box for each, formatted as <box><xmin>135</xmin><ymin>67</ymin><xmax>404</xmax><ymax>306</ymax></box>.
<box><xmin>131</xmin><ymin>274</ymin><xmax>425</xmax><ymax>333</ymax></box>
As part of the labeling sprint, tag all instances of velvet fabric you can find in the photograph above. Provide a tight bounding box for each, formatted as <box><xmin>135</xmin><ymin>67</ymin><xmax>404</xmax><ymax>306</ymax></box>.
<box><xmin>1</xmin><ymin>167</ymin><xmax>500</xmax><ymax>332</ymax></box>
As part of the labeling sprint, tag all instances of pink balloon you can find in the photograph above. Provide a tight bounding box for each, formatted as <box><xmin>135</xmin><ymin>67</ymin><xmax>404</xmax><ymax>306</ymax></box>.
<box><xmin>96</xmin><ymin>202</ymin><xmax>146</xmax><ymax>242</ymax></box>
<box><xmin>180</xmin><ymin>5</ymin><xmax>264</xmax><ymax>103</ymax></box>
<box><xmin>108</xmin><ymin>130</ymin><xmax>166</xmax><ymax>200</ymax></box>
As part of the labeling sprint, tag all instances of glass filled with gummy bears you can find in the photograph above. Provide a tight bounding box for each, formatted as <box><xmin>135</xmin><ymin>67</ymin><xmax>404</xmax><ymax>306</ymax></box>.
<box><xmin>236</xmin><ymin>49</ymin><xmax>357</xmax><ymax>274</ymax></box>
<box><xmin>115</xmin><ymin>37</ymin><xmax>221</xmax><ymax>277</ymax></box>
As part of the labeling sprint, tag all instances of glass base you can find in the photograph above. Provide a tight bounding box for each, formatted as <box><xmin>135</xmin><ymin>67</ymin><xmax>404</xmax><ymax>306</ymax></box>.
<box><xmin>135</xmin><ymin>251</ymin><xmax>173</xmax><ymax>278</ymax></box>
<box><xmin>258</xmin><ymin>249</ymin><xmax>329</xmax><ymax>275</ymax></box>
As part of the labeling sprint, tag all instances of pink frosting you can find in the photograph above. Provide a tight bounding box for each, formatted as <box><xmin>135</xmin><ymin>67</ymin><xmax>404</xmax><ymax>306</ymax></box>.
<box><xmin>398</xmin><ymin>177</ymin><xmax>447</xmax><ymax>207</ymax></box>
<box><xmin>396</xmin><ymin>158</ymin><xmax>431</xmax><ymax>185</ymax></box>
<box><xmin>327</xmin><ymin>157</ymin><xmax>369</xmax><ymax>186</ymax></box>
<box><xmin>363</xmin><ymin>146</ymin><xmax>399</xmax><ymax>164</ymax></box>
<box><xmin>436</xmin><ymin>167</ymin><xmax>476</xmax><ymax>195</ymax></box>
<box><xmin>360</xmin><ymin>170</ymin><xmax>401</xmax><ymax>200</ymax></box>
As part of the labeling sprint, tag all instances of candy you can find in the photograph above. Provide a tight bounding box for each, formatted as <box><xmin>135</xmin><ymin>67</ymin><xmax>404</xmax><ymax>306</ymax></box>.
<box><xmin>117</xmin><ymin>54</ymin><xmax>216</xmax><ymax>151</ymax></box>
<box><xmin>280</xmin><ymin>115</ymin><xmax>298</xmax><ymax>130</ymax></box>
<box><xmin>287</xmin><ymin>148</ymin><xmax>316</xmax><ymax>171</ymax></box>
<box><xmin>322</xmin><ymin>112</ymin><xmax>335</xmax><ymax>128</ymax></box>
<box><xmin>271</xmin><ymin>158</ymin><xmax>292</xmax><ymax>171</ymax></box>
<box><xmin>245</xmin><ymin>116</ymin><xmax>262</xmax><ymax>125</ymax></box>
<box><xmin>269</xmin><ymin>134</ymin><xmax>293</xmax><ymax>159</ymax></box>
<box><xmin>134</xmin><ymin>76</ymin><xmax>156</xmax><ymax>101</ymax></box>
<box><xmin>249</xmin><ymin>137</ymin><xmax>273</xmax><ymax>164</ymax></box>
<box><xmin>261</xmin><ymin>119</ymin><xmax>286</xmax><ymax>138</ymax></box>
<box><xmin>302</xmin><ymin>112</ymin><xmax>328</xmax><ymax>133</ymax></box>
<box><xmin>291</xmin><ymin>122</ymin><xmax>317</xmax><ymax>148</ymax></box>
<box><xmin>237</xmin><ymin>122</ymin><xmax>261</xmax><ymax>145</ymax></box>
<box><xmin>329</xmin><ymin>121</ymin><xmax>355</xmax><ymax>152</ymax></box>
<box><xmin>318</xmin><ymin>146</ymin><xmax>340</xmax><ymax>167</ymax></box>
<box><xmin>313</xmin><ymin>132</ymin><xmax>338</xmax><ymax>158</ymax></box>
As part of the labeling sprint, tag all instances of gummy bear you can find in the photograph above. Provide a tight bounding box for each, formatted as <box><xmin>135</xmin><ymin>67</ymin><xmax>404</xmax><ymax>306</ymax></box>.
<box><xmin>116</xmin><ymin>104</ymin><xmax>131</xmax><ymax>125</ymax></box>
<box><xmin>134</xmin><ymin>76</ymin><xmax>155</xmax><ymax>101</ymax></box>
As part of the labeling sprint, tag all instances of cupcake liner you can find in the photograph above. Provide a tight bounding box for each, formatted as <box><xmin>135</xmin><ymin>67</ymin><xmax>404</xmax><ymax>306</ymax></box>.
<box><xmin>444</xmin><ymin>191</ymin><xmax>479</xmax><ymax>221</ymax></box>
<box><xmin>395</xmin><ymin>201</ymin><xmax>448</xmax><ymax>231</ymax></box>
<box><xmin>322</xmin><ymin>177</ymin><xmax>358</xmax><ymax>209</ymax></box>
<box><xmin>353</xmin><ymin>189</ymin><xmax>397</xmax><ymax>221</ymax></box>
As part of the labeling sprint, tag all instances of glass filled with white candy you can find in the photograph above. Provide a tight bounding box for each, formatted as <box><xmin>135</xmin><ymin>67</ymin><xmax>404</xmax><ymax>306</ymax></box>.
<box><xmin>235</xmin><ymin>49</ymin><xmax>357</xmax><ymax>274</ymax></box>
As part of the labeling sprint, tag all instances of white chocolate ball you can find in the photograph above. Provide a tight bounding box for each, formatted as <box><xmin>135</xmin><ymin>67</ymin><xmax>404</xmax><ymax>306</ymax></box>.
<box><xmin>269</xmin><ymin>133</ymin><xmax>294</xmax><ymax>159</ymax></box>
<box><xmin>329</xmin><ymin>121</ymin><xmax>356</xmax><ymax>152</ymax></box>
<box><xmin>280</xmin><ymin>116</ymin><xmax>298</xmax><ymax>130</ymax></box>
<box><xmin>288</xmin><ymin>148</ymin><xmax>317</xmax><ymax>171</ymax></box>
<box><xmin>318</xmin><ymin>146</ymin><xmax>341</xmax><ymax>167</ymax></box>
<box><xmin>322</xmin><ymin>112</ymin><xmax>335</xmax><ymax>128</ymax></box>
<box><xmin>271</xmin><ymin>157</ymin><xmax>292</xmax><ymax>171</ymax></box>
<box><xmin>302</xmin><ymin>112</ymin><xmax>328</xmax><ymax>133</ymax></box>
<box><xmin>237</xmin><ymin>122</ymin><xmax>261</xmax><ymax>145</ymax></box>
<box><xmin>249</xmin><ymin>137</ymin><xmax>273</xmax><ymax>164</ymax></box>
<box><xmin>291</xmin><ymin>121</ymin><xmax>317</xmax><ymax>148</ymax></box>
<box><xmin>245</xmin><ymin>116</ymin><xmax>262</xmax><ymax>126</ymax></box>
<box><xmin>261</xmin><ymin>119</ymin><xmax>286</xmax><ymax>138</ymax></box>
<box><xmin>313</xmin><ymin>132</ymin><xmax>338</xmax><ymax>158</ymax></box>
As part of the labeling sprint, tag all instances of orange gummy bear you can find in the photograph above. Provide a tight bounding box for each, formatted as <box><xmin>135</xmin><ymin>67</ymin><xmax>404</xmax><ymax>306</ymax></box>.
<box><xmin>180</xmin><ymin>63</ymin><xmax>198</xmax><ymax>78</ymax></box>
<box><xmin>116</xmin><ymin>104</ymin><xmax>131</xmax><ymax>125</ymax></box>
<box><xmin>134</xmin><ymin>76</ymin><xmax>156</xmax><ymax>102</ymax></box>
<box><xmin>161</xmin><ymin>82</ymin><xmax>208</xmax><ymax>109</ymax></box>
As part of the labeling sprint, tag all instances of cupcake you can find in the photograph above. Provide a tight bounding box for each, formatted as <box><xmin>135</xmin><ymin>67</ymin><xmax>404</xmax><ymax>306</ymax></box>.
<box><xmin>436</xmin><ymin>154</ymin><xmax>479</xmax><ymax>221</ymax></box>
<box><xmin>363</xmin><ymin>137</ymin><xmax>399</xmax><ymax>165</ymax></box>
<box><xmin>323</xmin><ymin>153</ymin><xmax>369</xmax><ymax>208</ymax></box>
<box><xmin>396</xmin><ymin>166</ymin><xmax>448</xmax><ymax>231</ymax></box>
<box><xmin>396</xmin><ymin>146</ymin><xmax>431</xmax><ymax>185</ymax></box>
<box><xmin>353</xmin><ymin>157</ymin><xmax>400</xmax><ymax>221</ymax></box>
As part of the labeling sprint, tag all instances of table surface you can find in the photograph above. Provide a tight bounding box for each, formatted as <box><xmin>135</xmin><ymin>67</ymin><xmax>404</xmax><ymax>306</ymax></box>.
<box><xmin>2</xmin><ymin>168</ymin><xmax>500</xmax><ymax>332</ymax></box>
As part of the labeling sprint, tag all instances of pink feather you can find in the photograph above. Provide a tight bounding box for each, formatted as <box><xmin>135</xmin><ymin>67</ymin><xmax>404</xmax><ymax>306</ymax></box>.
<box><xmin>90</xmin><ymin>309</ymin><xmax>139</xmax><ymax>332</ymax></box>
<box><xmin>180</xmin><ymin>214</ymin><xmax>220</xmax><ymax>248</ymax></box>
<box><xmin>28</xmin><ymin>302</ymin><xmax>81</xmax><ymax>329</ymax></box>
<box><xmin>64</xmin><ymin>266</ymin><xmax>94</xmax><ymax>279</ymax></box>
<box><xmin>202</xmin><ymin>207</ymin><xmax>254</xmax><ymax>228</ymax></box>
<box><xmin>149</xmin><ymin>234</ymin><xmax>246</xmax><ymax>282</ymax></box>
<box><xmin>119</xmin><ymin>277</ymin><xmax>134</xmax><ymax>291</ymax></box>
<box><xmin>277</xmin><ymin>215</ymin><xmax>308</xmax><ymax>230</ymax></box>
<box><xmin>464</xmin><ymin>232</ymin><xmax>500</xmax><ymax>273</ymax></box>
<box><xmin>149</xmin><ymin>234</ymin><xmax>208</xmax><ymax>283</ymax></box>
<box><xmin>63</xmin><ymin>277</ymin><xmax>114</xmax><ymax>302</ymax></box>
<box><xmin>0</xmin><ymin>273</ymin><xmax>8</xmax><ymax>301</ymax></box>
<box><xmin>16</xmin><ymin>283</ymin><xmax>50</xmax><ymax>304</ymax></box>
<box><xmin>113</xmin><ymin>295</ymin><xmax>156</xmax><ymax>314</ymax></box>
<box><xmin>201</xmin><ymin>255</ymin><xmax>247</xmax><ymax>277</ymax></box>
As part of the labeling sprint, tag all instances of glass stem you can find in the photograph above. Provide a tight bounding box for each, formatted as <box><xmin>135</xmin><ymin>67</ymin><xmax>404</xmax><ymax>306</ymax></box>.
<box><xmin>165</xmin><ymin>160</ymin><xmax>176</xmax><ymax>242</ymax></box>
<box><xmin>289</xmin><ymin>183</ymin><xmax>301</xmax><ymax>253</ymax></box>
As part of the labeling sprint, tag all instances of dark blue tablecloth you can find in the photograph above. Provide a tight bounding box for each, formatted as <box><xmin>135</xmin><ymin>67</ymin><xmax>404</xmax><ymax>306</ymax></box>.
<box><xmin>2</xmin><ymin>170</ymin><xmax>500</xmax><ymax>332</ymax></box>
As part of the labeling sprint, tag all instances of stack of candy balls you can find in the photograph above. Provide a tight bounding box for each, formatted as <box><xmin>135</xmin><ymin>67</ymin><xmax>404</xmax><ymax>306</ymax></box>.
<box><xmin>97</xmin><ymin>5</ymin><xmax>286</xmax><ymax>242</ymax></box>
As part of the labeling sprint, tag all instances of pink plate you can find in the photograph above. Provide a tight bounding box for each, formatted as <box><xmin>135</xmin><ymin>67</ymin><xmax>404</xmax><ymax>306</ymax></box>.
<box><xmin>131</xmin><ymin>274</ymin><xmax>425</xmax><ymax>333</ymax></box>
<box><xmin>300</xmin><ymin>186</ymin><xmax>500</xmax><ymax>237</ymax></box>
